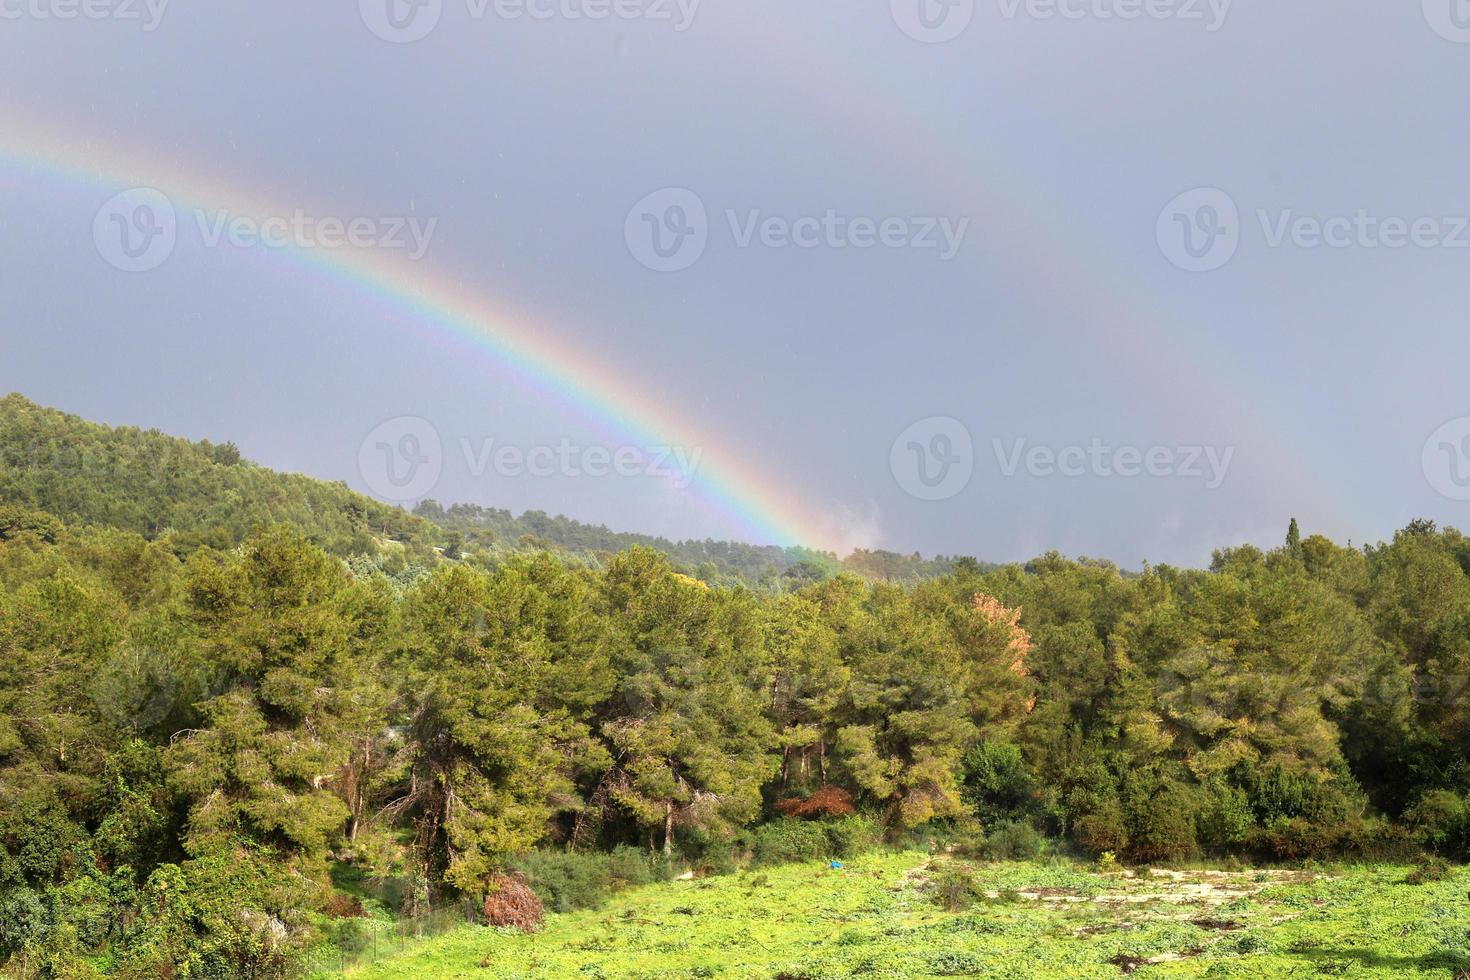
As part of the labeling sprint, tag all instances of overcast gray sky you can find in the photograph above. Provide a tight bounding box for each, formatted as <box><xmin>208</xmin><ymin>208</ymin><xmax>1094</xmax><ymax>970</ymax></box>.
<box><xmin>3</xmin><ymin>0</ymin><xmax>1469</xmax><ymax>565</ymax></box>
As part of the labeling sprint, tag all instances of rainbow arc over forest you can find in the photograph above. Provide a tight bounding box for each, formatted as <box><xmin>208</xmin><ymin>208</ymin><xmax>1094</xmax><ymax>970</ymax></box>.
<box><xmin>0</xmin><ymin>118</ymin><xmax>827</xmax><ymax>551</ymax></box>
<box><xmin>1</xmin><ymin>74</ymin><xmax>1347</xmax><ymax>558</ymax></box>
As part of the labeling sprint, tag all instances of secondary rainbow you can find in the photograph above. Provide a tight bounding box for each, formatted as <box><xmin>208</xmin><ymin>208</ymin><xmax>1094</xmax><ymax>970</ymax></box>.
<box><xmin>716</xmin><ymin>4</ymin><xmax>1342</xmax><ymax>529</ymax></box>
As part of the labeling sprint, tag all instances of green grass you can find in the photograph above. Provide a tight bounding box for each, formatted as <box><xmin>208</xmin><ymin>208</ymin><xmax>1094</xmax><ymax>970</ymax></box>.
<box><xmin>324</xmin><ymin>854</ymin><xmax>1470</xmax><ymax>979</ymax></box>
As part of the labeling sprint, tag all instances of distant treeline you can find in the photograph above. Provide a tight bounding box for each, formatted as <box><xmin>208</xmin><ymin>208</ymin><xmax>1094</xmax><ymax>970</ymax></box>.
<box><xmin>413</xmin><ymin>500</ymin><xmax>978</xmax><ymax>586</ymax></box>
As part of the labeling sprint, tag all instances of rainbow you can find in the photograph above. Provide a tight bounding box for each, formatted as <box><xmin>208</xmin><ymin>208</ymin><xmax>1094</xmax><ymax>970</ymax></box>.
<box><xmin>713</xmin><ymin>3</ymin><xmax>1343</xmax><ymax>534</ymax></box>
<box><xmin>0</xmin><ymin>116</ymin><xmax>828</xmax><ymax>551</ymax></box>
<box><xmin>0</xmin><ymin>43</ymin><xmax>1349</xmax><ymax>560</ymax></box>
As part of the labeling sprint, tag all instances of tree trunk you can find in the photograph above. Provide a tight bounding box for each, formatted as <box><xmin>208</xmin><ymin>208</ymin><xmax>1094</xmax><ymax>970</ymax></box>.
<box><xmin>662</xmin><ymin>801</ymin><xmax>674</xmax><ymax>857</ymax></box>
<box><xmin>348</xmin><ymin>742</ymin><xmax>369</xmax><ymax>842</ymax></box>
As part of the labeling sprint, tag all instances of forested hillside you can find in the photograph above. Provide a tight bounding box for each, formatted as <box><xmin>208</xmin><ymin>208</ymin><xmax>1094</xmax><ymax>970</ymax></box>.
<box><xmin>0</xmin><ymin>394</ymin><xmax>968</xmax><ymax>587</ymax></box>
<box><xmin>0</xmin><ymin>394</ymin><xmax>436</xmax><ymax>558</ymax></box>
<box><xmin>4</xmin><ymin>400</ymin><xmax>1470</xmax><ymax>977</ymax></box>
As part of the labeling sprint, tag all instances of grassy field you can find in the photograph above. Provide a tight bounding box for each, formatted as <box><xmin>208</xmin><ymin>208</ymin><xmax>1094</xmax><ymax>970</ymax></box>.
<box><xmin>328</xmin><ymin>852</ymin><xmax>1470</xmax><ymax>979</ymax></box>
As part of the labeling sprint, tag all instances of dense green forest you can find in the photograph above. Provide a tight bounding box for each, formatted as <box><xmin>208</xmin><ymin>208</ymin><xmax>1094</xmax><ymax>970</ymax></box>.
<box><xmin>4</xmin><ymin>397</ymin><xmax>1470</xmax><ymax>977</ymax></box>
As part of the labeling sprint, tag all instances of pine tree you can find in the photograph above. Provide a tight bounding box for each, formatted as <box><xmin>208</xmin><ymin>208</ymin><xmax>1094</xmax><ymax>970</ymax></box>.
<box><xmin>396</xmin><ymin>559</ymin><xmax>606</xmax><ymax>893</ymax></box>
<box><xmin>597</xmin><ymin>549</ymin><xmax>775</xmax><ymax>854</ymax></box>
<box><xmin>166</xmin><ymin>528</ymin><xmax>358</xmax><ymax>863</ymax></box>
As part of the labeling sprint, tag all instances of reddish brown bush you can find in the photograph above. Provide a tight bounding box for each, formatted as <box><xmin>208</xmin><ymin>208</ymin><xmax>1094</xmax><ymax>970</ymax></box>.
<box><xmin>775</xmin><ymin>786</ymin><xmax>856</xmax><ymax>819</ymax></box>
<box><xmin>482</xmin><ymin>873</ymin><xmax>545</xmax><ymax>932</ymax></box>
<box><xmin>323</xmin><ymin>893</ymin><xmax>366</xmax><ymax>918</ymax></box>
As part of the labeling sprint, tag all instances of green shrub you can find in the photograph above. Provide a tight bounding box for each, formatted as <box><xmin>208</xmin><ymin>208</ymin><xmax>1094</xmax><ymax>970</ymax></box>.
<box><xmin>114</xmin><ymin>851</ymin><xmax>314</xmax><ymax>980</ymax></box>
<box><xmin>0</xmin><ymin>887</ymin><xmax>44</xmax><ymax>960</ymax></box>
<box><xmin>927</xmin><ymin>950</ymin><xmax>985</xmax><ymax>974</ymax></box>
<box><xmin>1405</xmin><ymin>790</ymin><xmax>1470</xmax><ymax>856</ymax></box>
<box><xmin>1349</xmin><ymin>817</ymin><xmax>1417</xmax><ymax>863</ymax></box>
<box><xmin>1072</xmin><ymin>797</ymin><xmax>1129</xmax><ymax>856</ymax></box>
<box><xmin>607</xmin><ymin>845</ymin><xmax>674</xmax><ymax>888</ymax></box>
<box><xmin>1244</xmin><ymin>763</ymin><xmax>1365</xmax><ymax>829</ymax></box>
<box><xmin>824</xmin><ymin>815</ymin><xmax>881</xmax><ymax>859</ymax></box>
<box><xmin>961</xmin><ymin>741</ymin><xmax>1036</xmax><ymax>825</ymax></box>
<box><xmin>506</xmin><ymin>846</ymin><xmax>679</xmax><ymax>914</ymax></box>
<box><xmin>1259</xmin><ymin>816</ymin><xmax>1364</xmax><ymax>861</ymax></box>
<box><xmin>928</xmin><ymin>865</ymin><xmax>984</xmax><ymax>912</ymax></box>
<box><xmin>982</xmin><ymin>820</ymin><xmax>1042</xmax><ymax>861</ymax></box>
<box><xmin>1197</xmin><ymin>781</ymin><xmax>1254</xmax><ymax>853</ymax></box>
<box><xmin>1125</xmin><ymin>783</ymin><xmax>1199</xmax><ymax>863</ymax></box>
<box><xmin>692</xmin><ymin>835</ymin><xmax>742</xmax><ymax>876</ymax></box>
<box><xmin>1227</xmin><ymin>933</ymin><xmax>1270</xmax><ymax>954</ymax></box>
<box><xmin>752</xmin><ymin>820</ymin><xmax>833</xmax><ymax>866</ymax></box>
<box><xmin>507</xmin><ymin>850</ymin><xmax>613</xmax><ymax>914</ymax></box>
<box><xmin>324</xmin><ymin>916</ymin><xmax>371</xmax><ymax>958</ymax></box>
<box><xmin>1405</xmin><ymin>854</ymin><xmax>1453</xmax><ymax>885</ymax></box>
